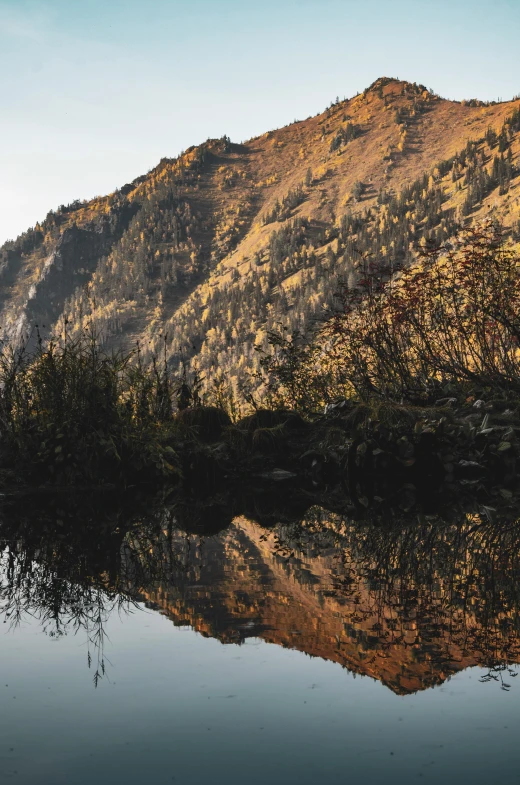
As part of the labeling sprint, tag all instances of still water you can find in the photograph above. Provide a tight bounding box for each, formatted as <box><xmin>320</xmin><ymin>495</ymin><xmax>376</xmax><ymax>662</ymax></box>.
<box><xmin>1</xmin><ymin>499</ymin><xmax>520</xmax><ymax>784</ymax></box>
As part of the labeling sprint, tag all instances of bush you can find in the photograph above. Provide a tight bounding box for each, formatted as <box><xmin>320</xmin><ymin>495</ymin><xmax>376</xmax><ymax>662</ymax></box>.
<box><xmin>0</xmin><ymin>328</ymin><xmax>182</xmax><ymax>486</ymax></box>
<box><xmin>258</xmin><ymin>222</ymin><xmax>520</xmax><ymax>409</ymax></box>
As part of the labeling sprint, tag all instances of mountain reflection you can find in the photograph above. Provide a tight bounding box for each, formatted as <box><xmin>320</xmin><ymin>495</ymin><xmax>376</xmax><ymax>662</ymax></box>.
<box><xmin>1</xmin><ymin>492</ymin><xmax>520</xmax><ymax>694</ymax></box>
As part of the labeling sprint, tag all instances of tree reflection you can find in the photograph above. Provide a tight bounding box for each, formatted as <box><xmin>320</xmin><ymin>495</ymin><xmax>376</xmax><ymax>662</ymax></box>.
<box><xmin>1</xmin><ymin>490</ymin><xmax>520</xmax><ymax>692</ymax></box>
<box><xmin>272</xmin><ymin>506</ymin><xmax>520</xmax><ymax>689</ymax></box>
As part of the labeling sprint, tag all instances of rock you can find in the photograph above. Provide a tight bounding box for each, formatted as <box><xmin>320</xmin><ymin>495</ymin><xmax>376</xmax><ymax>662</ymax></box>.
<box><xmin>497</xmin><ymin>441</ymin><xmax>512</xmax><ymax>452</ymax></box>
<box><xmin>455</xmin><ymin>459</ymin><xmax>485</xmax><ymax>480</ymax></box>
<box><xmin>258</xmin><ymin>469</ymin><xmax>297</xmax><ymax>482</ymax></box>
<box><xmin>324</xmin><ymin>399</ymin><xmax>349</xmax><ymax>415</ymax></box>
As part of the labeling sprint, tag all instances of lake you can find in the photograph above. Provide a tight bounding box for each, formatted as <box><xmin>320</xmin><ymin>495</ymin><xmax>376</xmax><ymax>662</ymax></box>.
<box><xmin>1</xmin><ymin>495</ymin><xmax>519</xmax><ymax>784</ymax></box>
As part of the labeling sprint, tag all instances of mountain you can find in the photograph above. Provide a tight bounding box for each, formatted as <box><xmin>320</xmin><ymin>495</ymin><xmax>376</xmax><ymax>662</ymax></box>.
<box><xmin>1</xmin><ymin>77</ymin><xmax>520</xmax><ymax>399</ymax></box>
<box><xmin>139</xmin><ymin>516</ymin><xmax>520</xmax><ymax>696</ymax></box>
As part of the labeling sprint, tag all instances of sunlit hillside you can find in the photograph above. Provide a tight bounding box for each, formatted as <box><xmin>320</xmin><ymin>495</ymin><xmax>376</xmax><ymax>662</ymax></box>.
<box><xmin>1</xmin><ymin>77</ymin><xmax>519</xmax><ymax>398</ymax></box>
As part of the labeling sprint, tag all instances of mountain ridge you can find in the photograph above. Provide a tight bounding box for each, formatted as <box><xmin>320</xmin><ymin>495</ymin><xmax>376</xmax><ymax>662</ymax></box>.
<box><xmin>1</xmin><ymin>77</ymin><xmax>519</xmax><ymax>399</ymax></box>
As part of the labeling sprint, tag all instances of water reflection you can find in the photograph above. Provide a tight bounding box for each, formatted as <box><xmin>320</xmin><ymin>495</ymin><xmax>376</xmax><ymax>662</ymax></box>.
<box><xmin>1</xmin><ymin>491</ymin><xmax>520</xmax><ymax>694</ymax></box>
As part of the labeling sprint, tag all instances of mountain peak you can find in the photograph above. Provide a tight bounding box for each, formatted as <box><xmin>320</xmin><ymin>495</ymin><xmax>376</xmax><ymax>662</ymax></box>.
<box><xmin>1</xmin><ymin>81</ymin><xmax>519</xmax><ymax>394</ymax></box>
<box><xmin>365</xmin><ymin>76</ymin><xmax>430</xmax><ymax>96</ymax></box>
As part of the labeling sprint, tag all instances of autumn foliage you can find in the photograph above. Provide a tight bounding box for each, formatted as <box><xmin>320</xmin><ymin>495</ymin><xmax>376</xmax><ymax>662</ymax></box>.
<box><xmin>259</xmin><ymin>223</ymin><xmax>520</xmax><ymax>409</ymax></box>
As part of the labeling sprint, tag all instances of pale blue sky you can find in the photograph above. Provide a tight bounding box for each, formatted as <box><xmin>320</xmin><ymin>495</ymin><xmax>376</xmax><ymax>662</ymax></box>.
<box><xmin>1</xmin><ymin>0</ymin><xmax>519</xmax><ymax>244</ymax></box>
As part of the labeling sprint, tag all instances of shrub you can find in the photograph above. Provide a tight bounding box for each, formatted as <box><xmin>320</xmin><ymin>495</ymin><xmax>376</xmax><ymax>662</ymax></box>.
<box><xmin>257</xmin><ymin>222</ymin><xmax>520</xmax><ymax>409</ymax></box>
<box><xmin>0</xmin><ymin>328</ymin><xmax>182</xmax><ymax>486</ymax></box>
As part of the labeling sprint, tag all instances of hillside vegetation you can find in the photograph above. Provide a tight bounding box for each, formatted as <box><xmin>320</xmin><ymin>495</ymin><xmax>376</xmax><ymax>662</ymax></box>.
<box><xmin>1</xmin><ymin>77</ymin><xmax>520</xmax><ymax>405</ymax></box>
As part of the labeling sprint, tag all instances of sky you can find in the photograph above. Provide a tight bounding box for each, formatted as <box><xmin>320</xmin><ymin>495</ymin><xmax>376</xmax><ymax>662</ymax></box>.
<box><xmin>1</xmin><ymin>0</ymin><xmax>519</xmax><ymax>245</ymax></box>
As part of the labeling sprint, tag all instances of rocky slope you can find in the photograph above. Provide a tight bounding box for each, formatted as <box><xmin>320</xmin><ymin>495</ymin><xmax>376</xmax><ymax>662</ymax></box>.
<box><xmin>1</xmin><ymin>77</ymin><xmax>520</xmax><ymax>396</ymax></box>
